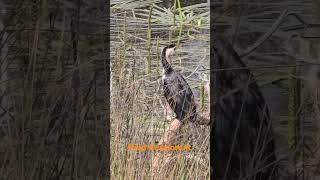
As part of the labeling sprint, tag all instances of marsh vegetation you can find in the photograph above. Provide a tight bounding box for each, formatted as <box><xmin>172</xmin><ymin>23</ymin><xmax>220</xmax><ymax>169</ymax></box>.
<box><xmin>0</xmin><ymin>0</ymin><xmax>107</xmax><ymax>179</ymax></box>
<box><xmin>213</xmin><ymin>0</ymin><xmax>320</xmax><ymax>179</ymax></box>
<box><xmin>111</xmin><ymin>0</ymin><xmax>210</xmax><ymax>179</ymax></box>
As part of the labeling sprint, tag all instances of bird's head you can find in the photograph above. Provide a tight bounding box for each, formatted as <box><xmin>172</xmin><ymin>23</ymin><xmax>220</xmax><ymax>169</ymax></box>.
<box><xmin>162</xmin><ymin>44</ymin><xmax>177</xmax><ymax>61</ymax></box>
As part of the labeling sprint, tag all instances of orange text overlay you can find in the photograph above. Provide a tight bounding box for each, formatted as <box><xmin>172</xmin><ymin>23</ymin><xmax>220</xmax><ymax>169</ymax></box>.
<box><xmin>127</xmin><ymin>144</ymin><xmax>192</xmax><ymax>151</ymax></box>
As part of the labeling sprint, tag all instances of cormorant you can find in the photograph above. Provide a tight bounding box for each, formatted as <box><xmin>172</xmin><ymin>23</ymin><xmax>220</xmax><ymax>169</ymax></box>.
<box><xmin>211</xmin><ymin>36</ymin><xmax>277</xmax><ymax>180</ymax></box>
<box><xmin>161</xmin><ymin>44</ymin><xmax>197</xmax><ymax>125</ymax></box>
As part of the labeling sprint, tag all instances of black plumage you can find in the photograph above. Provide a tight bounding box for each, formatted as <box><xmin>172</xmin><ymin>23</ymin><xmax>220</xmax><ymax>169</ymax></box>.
<box><xmin>161</xmin><ymin>44</ymin><xmax>197</xmax><ymax>123</ymax></box>
<box><xmin>211</xmin><ymin>36</ymin><xmax>277</xmax><ymax>180</ymax></box>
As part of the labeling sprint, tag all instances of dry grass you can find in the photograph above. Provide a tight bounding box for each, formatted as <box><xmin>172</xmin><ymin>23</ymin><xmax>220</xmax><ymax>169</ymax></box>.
<box><xmin>110</xmin><ymin>0</ymin><xmax>210</xmax><ymax>179</ymax></box>
<box><xmin>0</xmin><ymin>0</ymin><xmax>107</xmax><ymax>179</ymax></box>
<box><xmin>213</xmin><ymin>0</ymin><xmax>320</xmax><ymax>179</ymax></box>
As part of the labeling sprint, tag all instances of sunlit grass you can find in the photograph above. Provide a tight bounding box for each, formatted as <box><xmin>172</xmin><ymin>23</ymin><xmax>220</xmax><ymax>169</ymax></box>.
<box><xmin>111</xmin><ymin>0</ymin><xmax>210</xmax><ymax>179</ymax></box>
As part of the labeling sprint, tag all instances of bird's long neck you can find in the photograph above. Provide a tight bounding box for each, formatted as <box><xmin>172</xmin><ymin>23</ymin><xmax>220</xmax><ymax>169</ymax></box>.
<box><xmin>161</xmin><ymin>50</ymin><xmax>173</xmax><ymax>73</ymax></box>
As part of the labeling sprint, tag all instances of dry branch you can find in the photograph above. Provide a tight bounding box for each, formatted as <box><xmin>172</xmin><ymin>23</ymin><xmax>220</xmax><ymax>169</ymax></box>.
<box><xmin>151</xmin><ymin>119</ymin><xmax>182</xmax><ymax>178</ymax></box>
<box><xmin>240</xmin><ymin>9</ymin><xmax>288</xmax><ymax>57</ymax></box>
<box><xmin>158</xmin><ymin>119</ymin><xmax>183</xmax><ymax>146</ymax></box>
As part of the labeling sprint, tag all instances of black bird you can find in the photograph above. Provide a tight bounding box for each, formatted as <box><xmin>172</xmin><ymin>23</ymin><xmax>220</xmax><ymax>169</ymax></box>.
<box><xmin>161</xmin><ymin>44</ymin><xmax>197</xmax><ymax>125</ymax></box>
<box><xmin>211</xmin><ymin>36</ymin><xmax>277</xmax><ymax>180</ymax></box>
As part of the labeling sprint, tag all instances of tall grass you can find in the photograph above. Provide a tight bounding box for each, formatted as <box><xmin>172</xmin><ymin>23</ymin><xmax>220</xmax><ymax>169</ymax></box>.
<box><xmin>212</xmin><ymin>0</ymin><xmax>320</xmax><ymax>178</ymax></box>
<box><xmin>111</xmin><ymin>0</ymin><xmax>209</xmax><ymax>179</ymax></box>
<box><xmin>0</xmin><ymin>0</ymin><xmax>107</xmax><ymax>179</ymax></box>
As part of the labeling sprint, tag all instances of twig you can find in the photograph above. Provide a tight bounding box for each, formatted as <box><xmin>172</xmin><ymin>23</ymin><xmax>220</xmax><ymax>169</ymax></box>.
<box><xmin>240</xmin><ymin>9</ymin><xmax>288</xmax><ymax>57</ymax></box>
<box><xmin>185</xmin><ymin>56</ymin><xmax>206</xmax><ymax>79</ymax></box>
